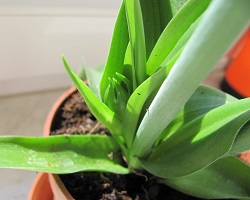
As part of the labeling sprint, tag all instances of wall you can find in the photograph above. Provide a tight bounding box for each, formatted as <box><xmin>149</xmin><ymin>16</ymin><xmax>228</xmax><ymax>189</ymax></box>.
<box><xmin>0</xmin><ymin>0</ymin><xmax>120</xmax><ymax>96</ymax></box>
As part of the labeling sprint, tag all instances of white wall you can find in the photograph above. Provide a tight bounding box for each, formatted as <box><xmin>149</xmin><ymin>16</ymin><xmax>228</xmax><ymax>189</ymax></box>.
<box><xmin>0</xmin><ymin>1</ymin><xmax>121</xmax><ymax>96</ymax></box>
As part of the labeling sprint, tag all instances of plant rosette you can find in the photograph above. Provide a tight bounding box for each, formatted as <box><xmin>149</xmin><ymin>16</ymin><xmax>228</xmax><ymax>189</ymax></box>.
<box><xmin>1</xmin><ymin>0</ymin><xmax>250</xmax><ymax>199</ymax></box>
<box><xmin>32</xmin><ymin>86</ymin><xmax>204</xmax><ymax>199</ymax></box>
<box><xmin>29</xmin><ymin>86</ymin><xmax>250</xmax><ymax>199</ymax></box>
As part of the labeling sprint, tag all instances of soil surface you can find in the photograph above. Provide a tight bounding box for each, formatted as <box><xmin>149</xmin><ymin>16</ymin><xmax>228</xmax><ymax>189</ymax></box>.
<box><xmin>50</xmin><ymin>90</ymin><xmax>231</xmax><ymax>200</ymax></box>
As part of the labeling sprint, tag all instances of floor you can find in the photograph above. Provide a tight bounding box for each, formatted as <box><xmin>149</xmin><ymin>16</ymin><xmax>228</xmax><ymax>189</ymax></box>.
<box><xmin>0</xmin><ymin>87</ymin><xmax>69</xmax><ymax>200</ymax></box>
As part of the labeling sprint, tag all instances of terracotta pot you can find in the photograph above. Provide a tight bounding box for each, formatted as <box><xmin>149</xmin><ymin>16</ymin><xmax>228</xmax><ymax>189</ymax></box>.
<box><xmin>48</xmin><ymin>173</ymin><xmax>74</xmax><ymax>200</ymax></box>
<box><xmin>226</xmin><ymin>27</ymin><xmax>250</xmax><ymax>60</ymax></box>
<box><xmin>28</xmin><ymin>173</ymin><xmax>53</xmax><ymax>200</ymax></box>
<box><xmin>240</xmin><ymin>151</ymin><xmax>250</xmax><ymax>165</ymax></box>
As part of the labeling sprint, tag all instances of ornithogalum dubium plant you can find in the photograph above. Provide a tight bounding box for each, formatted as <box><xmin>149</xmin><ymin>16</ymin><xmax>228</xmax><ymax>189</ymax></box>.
<box><xmin>1</xmin><ymin>0</ymin><xmax>250</xmax><ymax>199</ymax></box>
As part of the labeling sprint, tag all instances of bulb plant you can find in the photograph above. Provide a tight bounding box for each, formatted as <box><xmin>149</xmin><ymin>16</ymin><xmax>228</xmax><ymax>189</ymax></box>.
<box><xmin>1</xmin><ymin>0</ymin><xmax>250</xmax><ymax>199</ymax></box>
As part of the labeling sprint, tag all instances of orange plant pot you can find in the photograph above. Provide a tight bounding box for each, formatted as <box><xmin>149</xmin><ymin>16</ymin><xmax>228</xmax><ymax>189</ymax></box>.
<box><xmin>28</xmin><ymin>173</ymin><xmax>53</xmax><ymax>200</ymax></box>
<box><xmin>222</xmin><ymin>27</ymin><xmax>250</xmax><ymax>98</ymax></box>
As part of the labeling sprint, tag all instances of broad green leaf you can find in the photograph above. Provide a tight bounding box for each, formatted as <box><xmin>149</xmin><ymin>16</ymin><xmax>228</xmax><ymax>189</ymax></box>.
<box><xmin>167</xmin><ymin>0</ymin><xmax>189</xmax><ymax>16</ymax></box>
<box><xmin>133</xmin><ymin>0</ymin><xmax>147</xmax><ymax>85</ymax></box>
<box><xmin>139</xmin><ymin>0</ymin><xmax>163</xmax><ymax>58</ymax></box>
<box><xmin>139</xmin><ymin>99</ymin><xmax>250</xmax><ymax>178</ymax></box>
<box><xmin>139</xmin><ymin>0</ymin><xmax>186</xmax><ymax>58</ymax></box>
<box><xmin>146</xmin><ymin>0</ymin><xmax>211</xmax><ymax>75</ymax></box>
<box><xmin>125</xmin><ymin>0</ymin><xmax>147</xmax><ymax>86</ymax></box>
<box><xmin>131</xmin><ymin>0</ymin><xmax>250</xmax><ymax>158</ymax></box>
<box><xmin>76</xmin><ymin>63</ymin><xmax>87</xmax><ymax>81</ymax></box>
<box><xmin>104</xmin><ymin>78</ymin><xmax>129</xmax><ymax>117</ymax></box>
<box><xmin>85</xmin><ymin>63</ymin><xmax>105</xmax><ymax>100</ymax></box>
<box><xmin>157</xmin><ymin>86</ymin><xmax>236</xmax><ymax>142</ymax></box>
<box><xmin>226</xmin><ymin>120</ymin><xmax>250</xmax><ymax>156</ymax></box>
<box><xmin>0</xmin><ymin>135</ymin><xmax>130</xmax><ymax>174</ymax></box>
<box><xmin>123</xmin><ymin>44</ymin><xmax>135</xmax><ymax>90</ymax></box>
<box><xmin>161</xmin><ymin>157</ymin><xmax>250</xmax><ymax>199</ymax></box>
<box><xmin>164</xmin><ymin>15</ymin><xmax>201</xmax><ymax>64</ymax></box>
<box><xmin>63</xmin><ymin>56</ymin><xmax>123</xmax><ymax>141</ymax></box>
<box><xmin>116</xmin><ymin>72</ymin><xmax>133</xmax><ymax>95</ymax></box>
<box><xmin>100</xmin><ymin>2</ymin><xmax>129</xmax><ymax>99</ymax></box>
<box><xmin>146</xmin><ymin>15</ymin><xmax>200</xmax><ymax>80</ymax></box>
<box><xmin>103</xmin><ymin>78</ymin><xmax>117</xmax><ymax>114</ymax></box>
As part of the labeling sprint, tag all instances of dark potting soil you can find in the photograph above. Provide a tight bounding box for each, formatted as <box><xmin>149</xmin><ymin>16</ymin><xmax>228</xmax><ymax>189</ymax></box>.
<box><xmin>50</xmin><ymin>90</ymin><xmax>230</xmax><ymax>200</ymax></box>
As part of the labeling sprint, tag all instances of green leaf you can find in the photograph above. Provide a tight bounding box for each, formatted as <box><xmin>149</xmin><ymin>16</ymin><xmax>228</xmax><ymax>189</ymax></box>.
<box><xmin>63</xmin><ymin>56</ymin><xmax>123</xmax><ymax>138</ymax></box>
<box><xmin>112</xmin><ymin>78</ymin><xmax>130</xmax><ymax>105</ymax></box>
<box><xmin>0</xmin><ymin>135</ymin><xmax>130</xmax><ymax>174</ymax></box>
<box><xmin>157</xmin><ymin>86</ymin><xmax>236</xmax><ymax>142</ymax></box>
<box><xmin>139</xmin><ymin>0</ymin><xmax>164</xmax><ymax>58</ymax></box>
<box><xmin>133</xmin><ymin>0</ymin><xmax>147</xmax><ymax>85</ymax></box>
<box><xmin>146</xmin><ymin>0</ymin><xmax>211</xmax><ymax>75</ymax></box>
<box><xmin>164</xmin><ymin>15</ymin><xmax>201</xmax><ymax>64</ymax></box>
<box><xmin>166</xmin><ymin>0</ymin><xmax>189</xmax><ymax>16</ymax></box>
<box><xmin>85</xmin><ymin>63</ymin><xmax>105</xmax><ymax>100</ymax></box>
<box><xmin>139</xmin><ymin>0</ymin><xmax>185</xmax><ymax>60</ymax></box>
<box><xmin>100</xmin><ymin>2</ymin><xmax>129</xmax><ymax>99</ymax></box>
<box><xmin>131</xmin><ymin>0</ymin><xmax>250</xmax><ymax>158</ymax></box>
<box><xmin>116</xmin><ymin>72</ymin><xmax>133</xmax><ymax>95</ymax></box>
<box><xmin>76</xmin><ymin>63</ymin><xmax>87</xmax><ymax>81</ymax></box>
<box><xmin>226</xmin><ymin>121</ymin><xmax>250</xmax><ymax>156</ymax></box>
<box><xmin>161</xmin><ymin>157</ymin><xmax>250</xmax><ymax>199</ymax></box>
<box><xmin>103</xmin><ymin>78</ymin><xmax>117</xmax><ymax>113</ymax></box>
<box><xmin>125</xmin><ymin>0</ymin><xmax>147</xmax><ymax>86</ymax></box>
<box><xmin>103</xmin><ymin>77</ymin><xmax>129</xmax><ymax>117</ymax></box>
<box><xmin>123</xmin><ymin>44</ymin><xmax>135</xmax><ymax>89</ymax></box>
<box><xmin>139</xmin><ymin>99</ymin><xmax>250</xmax><ymax>178</ymax></box>
<box><xmin>146</xmin><ymin>14</ymin><xmax>200</xmax><ymax>78</ymax></box>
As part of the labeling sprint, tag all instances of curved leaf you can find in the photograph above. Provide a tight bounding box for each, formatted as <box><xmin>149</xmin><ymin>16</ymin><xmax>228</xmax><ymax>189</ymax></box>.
<box><xmin>139</xmin><ymin>99</ymin><xmax>250</xmax><ymax>178</ymax></box>
<box><xmin>0</xmin><ymin>135</ymin><xmax>130</xmax><ymax>174</ymax></box>
<box><xmin>133</xmin><ymin>0</ymin><xmax>147</xmax><ymax>85</ymax></box>
<box><xmin>63</xmin><ymin>57</ymin><xmax>123</xmax><ymax>142</ymax></box>
<box><xmin>161</xmin><ymin>156</ymin><xmax>250</xmax><ymax>199</ymax></box>
<box><xmin>163</xmin><ymin>15</ymin><xmax>201</xmax><ymax>65</ymax></box>
<box><xmin>139</xmin><ymin>0</ymin><xmax>165</xmax><ymax>58</ymax></box>
<box><xmin>140</xmin><ymin>0</ymin><xmax>188</xmax><ymax>58</ymax></box>
<box><xmin>226</xmin><ymin>120</ymin><xmax>250</xmax><ymax>156</ymax></box>
<box><xmin>100</xmin><ymin>2</ymin><xmax>129</xmax><ymax>99</ymax></box>
<box><xmin>157</xmin><ymin>86</ymin><xmax>236</xmax><ymax>142</ymax></box>
<box><xmin>84</xmin><ymin>63</ymin><xmax>105</xmax><ymax>100</ymax></box>
<box><xmin>125</xmin><ymin>0</ymin><xmax>147</xmax><ymax>86</ymax></box>
<box><xmin>146</xmin><ymin>0</ymin><xmax>211</xmax><ymax>75</ymax></box>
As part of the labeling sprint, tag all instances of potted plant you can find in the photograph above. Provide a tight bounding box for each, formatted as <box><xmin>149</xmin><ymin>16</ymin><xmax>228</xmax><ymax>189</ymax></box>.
<box><xmin>1</xmin><ymin>0</ymin><xmax>250</xmax><ymax>199</ymax></box>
